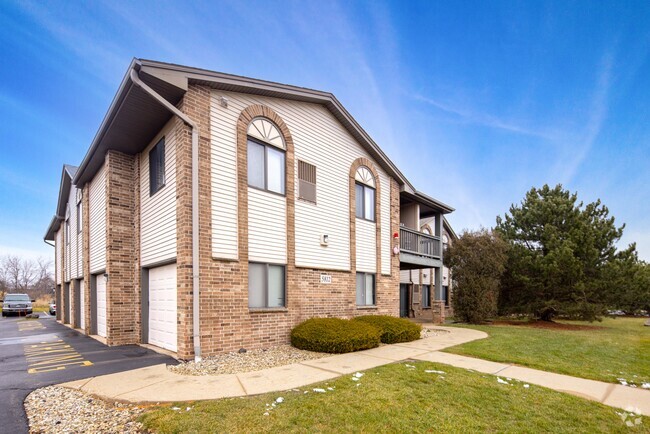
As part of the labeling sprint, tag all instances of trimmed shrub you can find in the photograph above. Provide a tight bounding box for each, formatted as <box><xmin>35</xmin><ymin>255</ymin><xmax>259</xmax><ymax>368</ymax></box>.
<box><xmin>291</xmin><ymin>318</ymin><xmax>381</xmax><ymax>353</ymax></box>
<box><xmin>353</xmin><ymin>315</ymin><xmax>421</xmax><ymax>344</ymax></box>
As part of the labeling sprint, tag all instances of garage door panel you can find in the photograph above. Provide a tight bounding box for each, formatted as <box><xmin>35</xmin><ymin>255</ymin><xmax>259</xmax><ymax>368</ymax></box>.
<box><xmin>148</xmin><ymin>263</ymin><xmax>177</xmax><ymax>352</ymax></box>
<box><xmin>96</xmin><ymin>275</ymin><xmax>107</xmax><ymax>338</ymax></box>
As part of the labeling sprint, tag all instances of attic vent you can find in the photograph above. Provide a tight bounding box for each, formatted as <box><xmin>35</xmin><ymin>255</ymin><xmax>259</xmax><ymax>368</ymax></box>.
<box><xmin>298</xmin><ymin>160</ymin><xmax>317</xmax><ymax>204</ymax></box>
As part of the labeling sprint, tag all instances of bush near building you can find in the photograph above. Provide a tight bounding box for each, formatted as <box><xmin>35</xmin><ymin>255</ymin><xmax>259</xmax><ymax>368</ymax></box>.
<box><xmin>291</xmin><ymin>318</ymin><xmax>381</xmax><ymax>353</ymax></box>
<box><xmin>353</xmin><ymin>315</ymin><xmax>421</xmax><ymax>344</ymax></box>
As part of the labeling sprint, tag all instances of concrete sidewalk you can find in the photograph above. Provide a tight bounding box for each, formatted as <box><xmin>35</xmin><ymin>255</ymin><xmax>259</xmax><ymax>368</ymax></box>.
<box><xmin>60</xmin><ymin>325</ymin><xmax>650</xmax><ymax>415</ymax></box>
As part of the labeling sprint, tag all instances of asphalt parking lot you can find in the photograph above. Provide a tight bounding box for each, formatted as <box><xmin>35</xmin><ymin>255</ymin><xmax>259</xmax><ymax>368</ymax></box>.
<box><xmin>0</xmin><ymin>313</ymin><xmax>176</xmax><ymax>433</ymax></box>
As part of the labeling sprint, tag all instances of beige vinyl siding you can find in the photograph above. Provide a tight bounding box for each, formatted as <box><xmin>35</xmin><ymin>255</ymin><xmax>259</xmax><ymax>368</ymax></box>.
<box><xmin>210</xmin><ymin>92</ymin><xmax>239</xmax><ymax>260</ymax></box>
<box><xmin>211</xmin><ymin>90</ymin><xmax>391</xmax><ymax>272</ymax></box>
<box><xmin>68</xmin><ymin>186</ymin><xmax>83</xmax><ymax>280</ymax></box>
<box><xmin>248</xmin><ymin>188</ymin><xmax>287</xmax><ymax>264</ymax></box>
<box><xmin>89</xmin><ymin>162</ymin><xmax>106</xmax><ymax>273</ymax></box>
<box><xmin>140</xmin><ymin>120</ymin><xmax>177</xmax><ymax>267</ymax></box>
<box><xmin>423</xmin><ymin>269</ymin><xmax>432</xmax><ymax>285</ymax></box>
<box><xmin>55</xmin><ymin>229</ymin><xmax>62</xmax><ymax>285</ymax></box>
<box><xmin>65</xmin><ymin>208</ymin><xmax>70</xmax><ymax>282</ymax></box>
<box><xmin>379</xmin><ymin>172</ymin><xmax>391</xmax><ymax>275</ymax></box>
<box><xmin>355</xmin><ymin>219</ymin><xmax>376</xmax><ymax>273</ymax></box>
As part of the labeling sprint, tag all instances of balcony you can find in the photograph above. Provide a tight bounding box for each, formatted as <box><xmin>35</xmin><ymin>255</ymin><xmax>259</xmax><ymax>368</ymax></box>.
<box><xmin>399</xmin><ymin>227</ymin><xmax>442</xmax><ymax>269</ymax></box>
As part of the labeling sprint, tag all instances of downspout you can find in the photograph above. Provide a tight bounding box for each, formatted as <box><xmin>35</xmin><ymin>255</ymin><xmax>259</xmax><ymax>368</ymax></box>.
<box><xmin>129</xmin><ymin>68</ymin><xmax>202</xmax><ymax>362</ymax></box>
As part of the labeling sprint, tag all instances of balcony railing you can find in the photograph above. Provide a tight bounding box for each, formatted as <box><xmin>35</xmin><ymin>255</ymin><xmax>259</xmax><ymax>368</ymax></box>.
<box><xmin>400</xmin><ymin>227</ymin><xmax>441</xmax><ymax>259</ymax></box>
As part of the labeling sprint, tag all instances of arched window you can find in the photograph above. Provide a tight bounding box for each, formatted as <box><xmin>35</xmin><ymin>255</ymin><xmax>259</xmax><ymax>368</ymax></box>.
<box><xmin>422</xmin><ymin>227</ymin><xmax>431</xmax><ymax>235</ymax></box>
<box><xmin>247</xmin><ymin>118</ymin><xmax>286</xmax><ymax>194</ymax></box>
<box><xmin>442</xmin><ymin>234</ymin><xmax>449</xmax><ymax>251</ymax></box>
<box><xmin>354</xmin><ymin>166</ymin><xmax>376</xmax><ymax>221</ymax></box>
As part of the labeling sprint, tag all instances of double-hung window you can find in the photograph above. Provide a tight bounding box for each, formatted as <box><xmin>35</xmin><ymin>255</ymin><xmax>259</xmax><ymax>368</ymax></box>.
<box><xmin>247</xmin><ymin>139</ymin><xmax>285</xmax><ymax>194</ymax></box>
<box><xmin>354</xmin><ymin>166</ymin><xmax>376</xmax><ymax>221</ymax></box>
<box><xmin>249</xmin><ymin>263</ymin><xmax>286</xmax><ymax>308</ymax></box>
<box><xmin>149</xmin><ymin>137</ymin><xmax>166</xmax><ymax>196</ymax></box>
<box><xmin>356</xmin><ymin>272</ymin><xmax>375</xmax><ymax>306</ymax></box>
<box><xmin>421</xmin><ymin>284</ymin><xmax>431</xmax><ymax>308</ymax></box>
<box><xmin>247</xmin><ymin>118</ymin><xmax>286</xmax><ymax>195</ymax></box>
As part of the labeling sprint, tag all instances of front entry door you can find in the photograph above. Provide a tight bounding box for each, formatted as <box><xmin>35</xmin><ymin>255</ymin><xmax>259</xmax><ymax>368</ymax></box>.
<box><xmin>399</xmin><ymin>284</ymin><xmax>409</xmax><ymax>318</ymax></box>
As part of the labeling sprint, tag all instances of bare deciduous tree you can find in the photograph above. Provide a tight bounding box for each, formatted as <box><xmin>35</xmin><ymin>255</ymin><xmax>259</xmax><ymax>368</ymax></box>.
<box><xmin>0</xmin><ymin>255</ymin><xmax>54</xmax><ymax>300</ymax></box>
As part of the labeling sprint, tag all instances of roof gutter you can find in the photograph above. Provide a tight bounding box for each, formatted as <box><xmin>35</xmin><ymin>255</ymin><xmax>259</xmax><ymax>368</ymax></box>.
<box><xmin>129</xmin><ymin>68</ymin><xmax>202</xmax><ymax>362</ymax></box>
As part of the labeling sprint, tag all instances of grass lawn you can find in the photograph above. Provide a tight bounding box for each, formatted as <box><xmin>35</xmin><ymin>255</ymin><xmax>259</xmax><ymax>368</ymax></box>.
<box><xmin>140</xmin><ymin>361</ymin><xmax>647</xmax><ymax>433</ymax></box>
<box><xmin>445</xmin><ymin>317</ymin><xmax>650</xmax><ymax>386</ymax></box>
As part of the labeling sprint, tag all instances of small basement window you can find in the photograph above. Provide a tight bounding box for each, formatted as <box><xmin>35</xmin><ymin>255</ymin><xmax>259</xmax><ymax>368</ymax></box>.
<box><xmin>356</xmin><ymin>272</ymin><xmax>375</xmax><ymax>306</ymax></box>
<box><xmin>298</xmin><ymin>160</ymin><xmax>317</xmax><ymax>203</ymax></box>
<box><xmin>149</xmin><ymin>137</ymin><xmax>166</xmax><ymax>196</ymax></box>
<box><xmin>249</xmin><ymin>263</ymin><xmax>286</xmax><ymax>308</ymax></box>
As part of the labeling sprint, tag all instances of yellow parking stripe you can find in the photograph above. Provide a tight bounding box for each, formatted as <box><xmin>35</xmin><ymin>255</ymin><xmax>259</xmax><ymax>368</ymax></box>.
<box><xmin>19</xmin><ymin>321</ymin><xmax>45</xmax><ymax>331</ymax></box>
<box><xmin>24</xmin><ymin>340</ymin><xmax>93</xmax><ymax>374</ymax></box>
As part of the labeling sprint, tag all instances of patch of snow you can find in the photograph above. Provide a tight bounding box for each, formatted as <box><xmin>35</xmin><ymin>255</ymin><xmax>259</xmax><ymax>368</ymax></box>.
<box><xmin>313</xmin><ymin>388</ymin><xmax>326</xmax><ymax>393</ymax></box>
<box><xmin>354</xmin><ymin>372</ymin><xmax>364</xmax><ymax>378</ymax></box>
<box><xmin>171</xmin><ymin>407</ymin><xmax>180</xmax><ymax>411</ymax></box>
<box><xmin>424</xmin><ymin>370</ymin><xmax>446</xmax><ymax>374</ymax></box>
<box><xmin>497</xmin><ymin>377</ymin><xmax>509</xmax><ymax>385</ymax></box>
<box><xmin>641</xmin><ymin>383</ymin><xmax>650</xmax><ymax>389</ymax></box>
<box><xmin>276</xmin><ymin>397</ymin><xmax>284</xmax><ymax>403</ymax></box>
<box><xmin>263</xmin><ymin>412</ymin><xmax>269</xmax><ymax>416</ymax></box>
<box><xmin>523</xmin><ymin>384</ymin><xmax>530</xmax><ymax>389</ymax></box>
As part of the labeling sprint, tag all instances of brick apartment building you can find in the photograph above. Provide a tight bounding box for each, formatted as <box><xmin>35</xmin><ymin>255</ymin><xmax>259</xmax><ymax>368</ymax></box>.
<box><xmin>44</xmin><ymin>59</ymin><xmax>454</xmax><ymax>360</ymax></box>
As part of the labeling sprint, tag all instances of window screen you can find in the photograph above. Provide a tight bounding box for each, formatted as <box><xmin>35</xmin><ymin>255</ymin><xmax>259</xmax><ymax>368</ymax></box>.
<box><xmin>149</xmin><ymin>138</ymin><xmax>166</xmax><ymax>196</ymax></box>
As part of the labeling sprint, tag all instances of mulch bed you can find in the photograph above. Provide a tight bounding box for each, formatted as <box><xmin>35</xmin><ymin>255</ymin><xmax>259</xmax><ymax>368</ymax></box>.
<box><xmin>491</xmin><ymin>320</ymin><xmax>607</xmax><ymax>331</ymax></box>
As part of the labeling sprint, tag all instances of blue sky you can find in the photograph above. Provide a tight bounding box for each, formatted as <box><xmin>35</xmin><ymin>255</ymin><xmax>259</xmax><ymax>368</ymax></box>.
<box><xmin>1</xmin><ymin>0</ymin><xmax>649</xmax><ymax>263</ymax></box>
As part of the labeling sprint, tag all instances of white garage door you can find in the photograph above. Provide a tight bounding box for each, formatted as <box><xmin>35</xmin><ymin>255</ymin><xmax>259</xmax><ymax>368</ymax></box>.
<box><xmin>148</xmin><ymin>263</ymin><xmax>177</xmax><ymax>352</ymax></box>
<box><xmin>79</xmin><ymin>280</ymin><xmax>86</xmax><ymax>330</ymax></box>
<box><xmin>96</xmin><ymin>275</ymin><xmax>107</xmax><ymax>338</ymax></box>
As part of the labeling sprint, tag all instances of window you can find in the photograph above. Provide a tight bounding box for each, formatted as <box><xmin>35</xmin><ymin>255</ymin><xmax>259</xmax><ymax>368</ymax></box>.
<box><xmin>354</xmin><ymin>166</ymin><xmax>376</xmax><ymax>221</ymax></box>
<box><xmin>422</xmin><ymin>284</ymin><xmax>431</xmax><ymax>308</ymax></box>
<box><xmin>149</xmin><ymin>137</ymin><xmax>166</xmax><ymax>196</ymax></box>
<box><xmin>298</xmin><ymin>160</ymin><xmax>317</xmax><ymax>203</ymax></box>
<box><xmin>249</xmin><ymin>263</ymin><xmax>286</xmax><ymax>308</ymax></box>
<box><xmin>65</xmin><ymin>220</ymin><xmax>70</xmax><ymax>245</ymax></box>
<box><xmin>247</xmin><ymin>139</ymin><xmax>286</xmax><ymax>195</ymax></box>
<box><xmin>442</xmin><ymin>234</ymin><xmax>449</xmax><ymax>251</ymax></box>
<box><xmin>77</xmin><ymin>203</ymin><xmax>82</xmax><ymax>233</ymax></box>
<box><xmin>443</xmin><ymin>285</ymin><xmax>449</xmax><ymax>306</ymax></box>
<box><xmin>247</xmin><ymin>118</ymin><xmax>286</xmax><ymax>195</ymax></box>
<box><xmin>356</xmin><ymin>272</ymin><xmax>375</xmax><ymax>306</ymax></box>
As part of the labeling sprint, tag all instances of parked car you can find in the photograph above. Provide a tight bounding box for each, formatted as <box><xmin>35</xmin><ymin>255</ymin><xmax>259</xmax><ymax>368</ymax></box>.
<box><xmin>1</xmin><ymin>293</ymin><xmax>34</xmax><ymax>316</ymax></box>
<box><xmin>49</xmin><ymin>301</ymin><xmax>56</xmax><ymax>316</ymax></box>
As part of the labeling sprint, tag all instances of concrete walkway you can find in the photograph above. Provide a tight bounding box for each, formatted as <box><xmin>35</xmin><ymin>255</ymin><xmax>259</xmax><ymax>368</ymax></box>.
<box><xmin>60</xmin><ymin>326</ymin><xmax>650</xmax><ymax>415</ymax></box>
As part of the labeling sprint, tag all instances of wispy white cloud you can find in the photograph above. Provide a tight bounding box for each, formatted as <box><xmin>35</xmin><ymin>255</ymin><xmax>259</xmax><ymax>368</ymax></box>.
<box><xmin>412</xmin><ymin>93</ymin><xmax>558</xmax><ymax>140</ymax></box>
<box><xmin>557</xmin><ymin>50</ymin><xmax>613</xmax><ymax>184</ymax></box>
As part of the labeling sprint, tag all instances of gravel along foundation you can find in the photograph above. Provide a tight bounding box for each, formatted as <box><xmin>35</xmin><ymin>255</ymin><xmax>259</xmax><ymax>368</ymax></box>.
<box><xmin>170</xmin><ymin>328</ymin><xmax>450</xmax><ymax>376</ymax></box>
<box><xmin>169</xmin><ymin>345</ymin><xmax>327</xmax><ymax>376</ymax></box>
<box><xmin>25</xmin><ymin>386</ymin><xmax>144</xmax><ymax>434</ymax></box>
